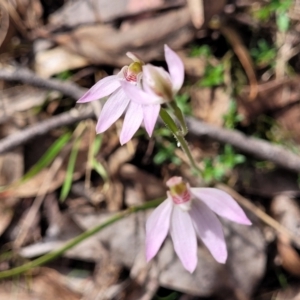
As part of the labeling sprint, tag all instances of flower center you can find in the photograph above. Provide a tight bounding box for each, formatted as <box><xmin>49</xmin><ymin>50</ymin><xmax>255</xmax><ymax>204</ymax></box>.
<box><xmin>166</xmin><ymin>177</ymin><xmax>192</xmax><ymax>208</ymax></box>
<box><xmin>124</xmin><ymin>62</ymin><xmax>143</xmax><ymax>82</ymax></box>
<box><xmin>169</xmin><ymin>182</ymin><xmax>192</xmax><ymax>205</ymax></box>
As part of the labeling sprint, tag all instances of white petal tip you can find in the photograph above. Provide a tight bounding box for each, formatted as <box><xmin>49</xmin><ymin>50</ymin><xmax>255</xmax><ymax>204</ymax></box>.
<box><xmin>186</xmin><ymin>265</ymin><xmax>197</xmax><ymax>273</ymax></box>
<box><xmin>243</xmin><ymin>219</ymin><xmax>252</xmax><ymax>226</ymax></box>
<box><xmin>214</xmin><ymin>252</ymin><xmax>228</xmax><ymax>264</ymax></box>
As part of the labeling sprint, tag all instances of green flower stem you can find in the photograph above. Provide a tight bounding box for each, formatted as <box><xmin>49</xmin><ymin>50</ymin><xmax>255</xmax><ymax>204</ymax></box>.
<box><xmin>0</xmin><ymin>198</ymin><xmax>163</xmax><ymax>279</ymax></box>
<box><xmin>159</xmin><ymin>108</ymin><xmax>202</xmax><ymax>175</ymax></box>
<box><xmin>175</xmin><ymin>133</ymin><xmax>201</xmax><ymax>174</ymax></box>
<box><xmin>159</xmin><ymin>108</ymin><xmax>179</xmax><ymax>133</ymax></box>
<box><xmin>168</xmin><ymin>102</ymin><xmax>188</xmax><ymax>136</ymax></box>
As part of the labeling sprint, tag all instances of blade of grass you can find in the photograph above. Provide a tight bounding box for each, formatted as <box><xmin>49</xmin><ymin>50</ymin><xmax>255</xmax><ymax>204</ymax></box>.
<box><xmin>22</xmin><ymin>132</ymin><xmax>72</xmax><ymax>182</ymax></box>
<box><xmin>0</xmin><ymin>132</ymin><xmax>71</xmax><ymax>192</ymax></box>
<box><xmin>60</xmin><ymin>135</ymin><xmax>82</xmax><ymax>202</ymax></box>
<box><xmin>93</xmin><ymin>135</ymin><xmax>103</xmax><ymax>156</ymax></box>
<box><xmin>92</xmin><ymin>159</ymin><xmax>108</xmax><ymax>181</ymax></box>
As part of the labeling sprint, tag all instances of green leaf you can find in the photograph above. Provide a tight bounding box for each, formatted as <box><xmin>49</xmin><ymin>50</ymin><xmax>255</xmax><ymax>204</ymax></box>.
<box><xmin>92</xmin><ymin>135</ymin><xmax>103</xmax><ymax>156</ymax></box>
<box><xmin>60</xmin><ymin>136</ymin><xmax>82</xmax><ymax>202</ymax></box>
<box><xmin>22</xmin><ymin>132</ymin><xmax>71</xmax><ymax>182</ymax></box>
<box><xmin>154</xmin><ymin>150</ymin><xmax>169</xmax><ymax>165</ymax></box>
<box><xmin>200</xmin><ymin>64</ymin><xmax>224</xmax><ymax>87</ymax></box>
<box><xmin>92</xmin><ymin>159</ymin><xmax>108</xmax><ymax>181</ymax></box>
<box><xmin>277</xmin><ymin>13</ymin><xmax>290</xmax><ymax>32</ymax></box>
<box><xmin>190</xmin><ymin>45</ymin><xmax>211</xmax><ymax>57</ymax></box>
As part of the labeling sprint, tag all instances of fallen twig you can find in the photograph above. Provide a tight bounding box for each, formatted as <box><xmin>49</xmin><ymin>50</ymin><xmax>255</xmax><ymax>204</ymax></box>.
<box><xmin>0</xmin><ymin>65</ymin><xmax>85</xmax><ymax>99</ymax></box>
<box><xmin>0</xmin><ymin>65</ymin><xmax>300</xmax><ymax>174</ymax></box>
<box><xmin>0</xmin><ymin>107</ymin><xmax>94</xmax><ymax>153</ymax></box>
<box><xmin>186</xmin><ymin>117</ymin><xmax>300</xmax><ymax>173</ymax></box>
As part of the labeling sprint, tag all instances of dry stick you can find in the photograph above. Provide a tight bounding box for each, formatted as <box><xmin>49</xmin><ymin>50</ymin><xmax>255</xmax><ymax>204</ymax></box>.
<box><xmin>1</xmin><ymin>66</ymin><xmax>300</xmax><ymax>174</ymax></box>
<box><xmin>0</xmin><ymin>66</ymin><xmax>86</xmax><ymax>99</ymax></box>
<box><xmin>217</xmin><ymin>184</ymin><xmax>300</xmax><ymax>246</ymax></box>
<box><xmin>0</xmin><ymin>107</ymin><xmax>94</xmax><ymax>153</ymax></box>
<box><xmin>186</xmin><ymin>117</ymin><xmax>300</xmax><ymax>173</ymax></box>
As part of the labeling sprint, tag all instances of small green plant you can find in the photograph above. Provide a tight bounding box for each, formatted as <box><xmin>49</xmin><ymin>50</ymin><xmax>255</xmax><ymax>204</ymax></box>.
<box><xmin>190</xmin><ymin>44</ymin><xmax>212</xmax><ymax>58</ymax></box>
<box><xmin>253</xmin><ymin>0</ymin><xmax>292</xmax><ymax>32</ymax></box>
<box><xmin>153</xmin><ymin>128</ymin><xmax>181</xmax><ymax>166</ymax></box>
<box><xmin>174</xmin><ymin>93</ymin><xmax>192</xmax><ymax>116</ymax></box>
<box><xmin>56</xmin><ymin>70</ymin><xmax>73</xmax><ymax>81</ymax></box>
<box><xmin>200</xmin><ymin>64</ymin><xmax>225</xmax><ymax>87</ymax></box>
<box><xmin>202</xmin><ymin>145</ymin><xmax>245</xmax><ymax>184</ymax></box>
<box><xmin>250</xmin><ymin>39</ymin><xmax>276</xmax><ymax>68</ymax></box>
<box><xmin>223</xmin><ymin>100</ymin><xmax>243</xmax><ymax>129</ymax></box>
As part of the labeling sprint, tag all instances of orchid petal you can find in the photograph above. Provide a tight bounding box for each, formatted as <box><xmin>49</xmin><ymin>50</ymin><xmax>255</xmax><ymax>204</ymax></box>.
<box><xmin>121</xmin><ymin>81</ymin><xmax>161</xmax><ymax>105</ymax></box>
<box><xmin>77</xmin><ymin>76</ymin><xmax>120</xmax><ymax>103</ymax></box>
<box><xmin>120</xmin><ymin>102</ymin><xmax>143</xmax><ymax>145</ymax></box>
<box><xmin>143</xmin><ymin>65</ymin><xmax>173</xmax><ymax>101</ymax></box>
<box><xmin>96</xmin><ymin>88</ymin><xmax>129</xmax><ymax>133</ymax></box>
<box><xmin>189</xmin><ymin>200</ymin><xmax>227</xmax><ymax>263</ymax></box>
<box><xmin>191</xmin><ymin>188</ymin><xmax>252</xmax><ymax>225</ymax></box>
<box><xmin>164</xmin><ymin>45</ymin><xmax>184</xmax><ymax>93</ymax></box>
<box><xmin>146</xmin><ymin>198</ymin><xmax>173</xmax><ymax>262</ymax></box>
<box><xmin>170</xmin><ymin>206</ymin><xmax>197</xmax><ymax>273</ymax></box>
<box><xmin>143</xmin><ymin>104</ymin><xmax>160</xmax><ymax>137</ymax></box>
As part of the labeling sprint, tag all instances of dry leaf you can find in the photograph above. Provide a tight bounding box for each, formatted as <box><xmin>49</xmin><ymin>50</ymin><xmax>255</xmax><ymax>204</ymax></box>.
<box><xmin>35</xmin><ymin>46</ymin><xmax>90</xmax><ymax>78</ymax></box>
<box><xmin>49</xmin><ymin>0</ymin><xmax>185</xmax><ymax>26</ymax></box>
<box><xmin>191</xmin><ymin>87</ymin><xmax>230</xmax><ymax>127</ymax></box>
<box><xmin>53</xmin><ymin>7</ymin><xmax>194</xmax><ymax>67</ymax></box>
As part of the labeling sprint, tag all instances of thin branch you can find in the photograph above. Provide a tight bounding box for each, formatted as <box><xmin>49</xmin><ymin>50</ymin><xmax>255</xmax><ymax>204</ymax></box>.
<box><xmin>186</xmin><ymin>117</ymin><xmax>300</xmax><ymax>173</ymax></box>
<box><xmin>0</xmin><ymin>108</ymin><xmax>94</xmax><ymax>153</ymax></box>
<box><xmin>0</xmin><ymin>66</ymin><xmax>85</xmax><ymax>99</ymax></box>
<box><xmin>0</xmin><ymin>65</ymin><xmax>300</xmax><ymax>174</ymax></box>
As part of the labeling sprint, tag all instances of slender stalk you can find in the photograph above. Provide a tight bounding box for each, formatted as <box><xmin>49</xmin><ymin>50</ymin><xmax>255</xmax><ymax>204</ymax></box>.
<box><xmin>175</xmin><ymin>134</ymin><xmax>202</xmax><ymax>175</ymax></box>
<box><xmin>159</xmin><ymin>108</ymin><xmax>202</xmax><ymax>175</ymax></box>
<box><xmin>168</xmin><ymin>102</ymin><xmax>188</xmax><ymax>136</ymax></box>
<box><xmin>0</xmin><ymin>198</ymin><xmax>163</xmax><ymax>279</ymax></box>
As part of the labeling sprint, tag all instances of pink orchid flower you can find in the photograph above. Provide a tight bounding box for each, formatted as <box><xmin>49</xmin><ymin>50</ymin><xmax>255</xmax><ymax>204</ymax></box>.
<box><xmin>146</xmin><ymin>177</ymin><xmax>252</xmax><ymax>273</ymax></box>
<box><xmin>121</xmin><ymin>44</ymin><xmax>184</xmax><ymax>105</ymax></box>
<box><xmin>77</xmin><ymin>53</ymin><xmax>160</xmax><ymax>145</ymax></box>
